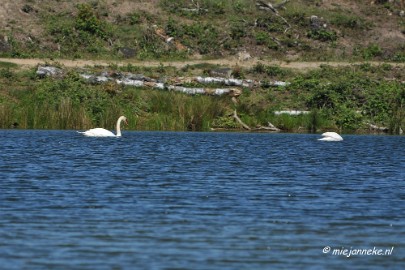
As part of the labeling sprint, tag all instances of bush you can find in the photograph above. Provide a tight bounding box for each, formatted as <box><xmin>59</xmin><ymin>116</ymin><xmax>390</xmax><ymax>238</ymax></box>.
<box><xmin>255</xmin><ymin>31</ymin><xmax>269</xmax><ymax>46</ymax></box>
<box><xmin>75</xmin><ymin>3</ymin><xmax>108</xmax><ymax>39</ymax></box>
<box><xmin>306</xmin><ymin>84</ymin><xmax>338</xmax><ymax>109</ymax></box>
<box><xmin>230</xmin><ymin>19</ymin><xmax>247</xmax><ymax>40</ymax></box>
<box><xmin>362</xmin><ymin>44</ymin><xmax>383</xmax><ymax>60</ymax></box>
<box><xmin>307</xmin><ymin>29</ymin><xmax>337</xmax><ymax>42</ymax></box>
<box><xmin>0</xmin><ymin>68</ymin><xmax>14</xmax><ymax>79</ymax></box>
<box><xmin>335</xmin><ymin>105</ymin><xmax>363</xmax><ymax>131</ymax></box>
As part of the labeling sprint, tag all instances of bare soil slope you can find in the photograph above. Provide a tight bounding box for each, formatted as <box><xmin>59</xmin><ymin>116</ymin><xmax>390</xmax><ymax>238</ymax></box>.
<box><xmin>0</xmin><ymin>0</ymin><xmax>404</xmax><ymax>61</ymax></box>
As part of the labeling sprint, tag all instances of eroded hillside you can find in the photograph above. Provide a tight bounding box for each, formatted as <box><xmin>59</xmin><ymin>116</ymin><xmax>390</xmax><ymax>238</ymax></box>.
<box><xmin>0</xmin><ymin>0</ymin><xmax>404</xmax><ymax>61</ymax></box>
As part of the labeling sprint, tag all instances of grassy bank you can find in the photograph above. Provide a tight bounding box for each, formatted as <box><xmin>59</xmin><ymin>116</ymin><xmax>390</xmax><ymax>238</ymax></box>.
<box><xmin>0</xmin><ymin>61</ymin><xmax>404</xmax><ymax>134</ymax></box>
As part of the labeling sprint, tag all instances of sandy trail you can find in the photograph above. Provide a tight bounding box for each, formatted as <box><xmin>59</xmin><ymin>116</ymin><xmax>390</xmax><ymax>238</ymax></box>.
<box><xmin>0</xmin><ymin>57</ymin><xmax>403</xmax><ymax>70</ymax></box>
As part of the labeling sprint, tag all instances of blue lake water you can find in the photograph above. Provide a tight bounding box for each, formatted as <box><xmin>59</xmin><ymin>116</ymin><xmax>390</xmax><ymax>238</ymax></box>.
<box><xmin>0</xmin><ymin>130</ymin><xmax>404</xmax><ymax>269</ymax></box>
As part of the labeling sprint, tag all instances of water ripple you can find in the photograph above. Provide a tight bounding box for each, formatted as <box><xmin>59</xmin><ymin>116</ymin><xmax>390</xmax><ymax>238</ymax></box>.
<box><xmin>0</xmin><ymin>130</ymin><xmax>404</xmax><ymax>269</ymax></box>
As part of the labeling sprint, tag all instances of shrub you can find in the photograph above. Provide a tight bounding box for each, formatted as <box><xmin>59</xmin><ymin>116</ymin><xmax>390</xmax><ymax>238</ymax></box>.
<box><xmin>331</xmin><ymin>14</ymin><xmax>368</xmax><ymax>29</ymax></box>
<box><xmin>307</xmin><ymin>29</ymin><xmax>337</xmax><ymax>42</ymax></box>
<box><xmin>75</xmin><ymin>3</ymin><xmax>107</xmax><ymax>39</ymax></box>
<box><xmin>255</xmin><ymin>31</ymin><xmax>269</xmax><ymax>46</ymax></box>
<box><xmin>362</xmin><ymin>44</ymin><xmax>383</xmax><ymax>60</ymax></box>
<box><xmin>0</xmin><ymin>68</ymin><xmax>14</xmax><ymax>79</ymax></box>
<box><xmin>128</xmin><ymin>12</ymin><xmax>142</xmax><ymax>25</ymax></box>
<box><xmin>334</xmin><ymin>105</ymin><xmax>363</xmax><ymax>131</ymax></box>
<box><xmin>306</xmin><ymin>84</ymin><xmax>338</xmax><ymax>110</ymax></box>
<box><xmin>256</xmin><ymin>16</ymin><xmax>286</xmax><ymax>33</ymax></box>
<box><xmin>230</xmin><ymin>20</ymin><xmax>247</xmax><ymax>40</ymax></box>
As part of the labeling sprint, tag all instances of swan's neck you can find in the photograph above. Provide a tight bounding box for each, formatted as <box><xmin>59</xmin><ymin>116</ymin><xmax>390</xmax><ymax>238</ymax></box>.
<box><xmin>116</xmin><ymin>118</ymin><xmax>123</xmax><ymax>137</ymax></box>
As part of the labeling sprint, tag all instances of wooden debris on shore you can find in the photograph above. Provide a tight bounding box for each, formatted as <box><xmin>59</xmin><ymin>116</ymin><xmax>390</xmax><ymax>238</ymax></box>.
<box><xmin>78</xmin><ymin>72</ymin><xmax>288</xmax><ymax>96</ymax></box>
<box><xmin>153</xmin><ymin>26</ymin><xmax>188</xmax><ymax>51</ymax></box>
<box><xmin>366</xmin><ymin>122</ymin><xmax>389</xmax><ymax>133</ymax></box>
<box><xmin>168</xmin><ymin>76</ymin><xmax>289</xmax><ymax>87</ymax></box>
<box><xmin>274</xmin><ymin>110</ymin><xmax>310</xmax><ymax>115</ymax></box>
<box><xmin>225</xmin><ymin>110</ymin><xmax>280</xmax><ymax>132</ymax></box>
<box><xmin>78</xmin><ymin>72</ymin><xmax>243</xmax><ymax>97</ymax></box>
<box><xmin>167</xmin><ymin>85</ymin><xmax>242</xmax><ymax>96</ymax></box>
<box><xmin>253</xmin><ymin>122</ymin><xmax>281</xmax><ymax>132</ymax></box>
<box><xmin>36</xmin><ymin>66</ymin><xmax>63</xmax><ymax>78</ymax></box>
<box><xmin>36</xmin><ymin>66</ymin><xmax>288</xmax><ymax>97</ymax></box>
<box><xmin>233</xmin><ymin>109</ymin><xmax>251</xmax><ymax>130</ymax></box>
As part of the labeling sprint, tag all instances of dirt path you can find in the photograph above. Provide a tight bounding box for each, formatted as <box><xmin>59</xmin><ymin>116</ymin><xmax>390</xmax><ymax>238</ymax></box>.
<box><xmin>0</xmin><ymin>57</ymin><xmax>404</xmax><ymax>70</ymax></box>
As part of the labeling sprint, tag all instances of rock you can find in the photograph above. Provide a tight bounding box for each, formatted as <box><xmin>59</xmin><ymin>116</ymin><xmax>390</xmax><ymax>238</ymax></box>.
<box><xmin>36</xmin><ymin>66</ymin><xmax>63</xmax><ymax>78</ymax></box>
<box><xmin>310</xmin><ymin>15</ymin><xmax>321</xmax><ymax>30</ymax></box>
<box><xmin>238</xmin><ymin>51</ymin><xmax>252</xmax><ymax>61</ymax></box>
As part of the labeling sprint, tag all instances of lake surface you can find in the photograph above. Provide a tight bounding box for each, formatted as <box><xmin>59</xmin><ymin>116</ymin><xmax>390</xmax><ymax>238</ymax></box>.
<box><xmin>0</xmin><ymin>130</ymin><xmax>404</xmax><ymax>269</ymax></box>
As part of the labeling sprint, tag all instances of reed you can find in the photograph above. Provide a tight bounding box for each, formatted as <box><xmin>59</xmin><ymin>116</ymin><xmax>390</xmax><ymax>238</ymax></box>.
<box><xmin>0</xmin><ymin>103</ymin><xmax>15</xmax><ymax>128</ymax></box>
<box><xmin>139</xmin><ymin>91</ymin><xmax>227</xmax><ymax>131</ymax></box>
<box><xmin>305</xmin><ymin>109</ymin><xmax>333</xmax><ymax>133</ymax></box>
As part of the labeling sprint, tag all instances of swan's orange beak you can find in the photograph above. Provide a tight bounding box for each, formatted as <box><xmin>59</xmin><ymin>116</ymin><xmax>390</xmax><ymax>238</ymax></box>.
<box><xmin>125</xmin><ymin>119</ymin><xmax>128</xmax><ymax>125</ymax></box>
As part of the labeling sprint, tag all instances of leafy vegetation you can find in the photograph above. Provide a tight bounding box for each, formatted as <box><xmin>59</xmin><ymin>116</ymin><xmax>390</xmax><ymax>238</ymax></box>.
<box><xmin>0</xmin><ymin>1</ymin><xmax>404</xmax><ymax>134</ymax></box>
<box><xmin>1</xmin><ymin>63</ymin><xmax>403</xmax><ymax>134</ymax></box>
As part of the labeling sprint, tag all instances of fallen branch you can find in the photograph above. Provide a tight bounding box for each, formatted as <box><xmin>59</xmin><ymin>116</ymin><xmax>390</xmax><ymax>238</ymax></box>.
<box><xmin>367</xmin><ymin>122</ymin><xmax>389</xmax><ymax>132</ymax></box>
<box><xmin>253</xmin><ymin>122</ymin><xmax>281</xmax><ymax>132</ymax></box>
<box><xmin>153</xmin><ymin>26</ymin><xmax>188</xmax><ymax>51</ymax></box>
<box><xmin>269</xmin><ymin>35</ymin><xmax>282</xmax><ymax>46</ymax></box>
<box><xmin>274</xmin><ymin>0</ymin><xmax>290</xmax><ymax>9</ymax></box>
<box><xmin>233</xmin><ymin>109</ymin><xmax>251</xmax><ymax>130</ymax></box>
<box><xmin>256</xmin><ymin>0</ymin><xmax>291</xmax><ymax>33</ymax></box>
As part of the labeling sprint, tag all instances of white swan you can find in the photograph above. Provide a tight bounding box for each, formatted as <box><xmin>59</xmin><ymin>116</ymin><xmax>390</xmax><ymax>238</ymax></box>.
<box><xmin>318</xmin><ymin>132</ymin><xmax>343</xmax><ymax>141</ymax></box>
<box><xmin>78</xmin><ymin>116</ymin><xmax>128</xmax><ymax>137</ymax></box>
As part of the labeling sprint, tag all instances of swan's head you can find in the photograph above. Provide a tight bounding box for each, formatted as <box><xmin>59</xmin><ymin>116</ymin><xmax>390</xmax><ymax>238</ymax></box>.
<box><xmin>119</xmin><ymin>116</ymin><xmax>128</xmax><ymax>125</ymax></box>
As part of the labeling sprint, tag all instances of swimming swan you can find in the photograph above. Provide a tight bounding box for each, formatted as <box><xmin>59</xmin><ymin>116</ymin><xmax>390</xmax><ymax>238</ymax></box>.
<box><xmin>78</xmin><ymin>116</ymin><xmax>128</xmax><ymax>137</ymax></box>
<box><xmin>318</xmin><ymin>132</ymin><xmax>343</xmax><ymax>141</ymax></box>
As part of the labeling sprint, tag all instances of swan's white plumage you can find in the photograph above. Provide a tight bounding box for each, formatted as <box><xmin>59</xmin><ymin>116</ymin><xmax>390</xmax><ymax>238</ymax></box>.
<box><xmin>78</xmin><ymin>116</ymin><xmax>127</xmax><ymax>137</ymax></box>
<box><xmin>79</xmin><ymin>128</ymin><xmax>116</xmax><ymax>137</ymax></box>
<box><xmin>318</xmin><ymin>132</ymin><xmax>343</xmax><ymax>141</ymax></box>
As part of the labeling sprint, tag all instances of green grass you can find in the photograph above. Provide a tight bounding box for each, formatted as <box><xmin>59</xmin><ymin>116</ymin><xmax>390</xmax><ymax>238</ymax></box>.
<box><xmin>0</xmin><ymin>61</ymin><xmax>18</xmax><ymax>69</ymax></box>
<box><xmin>0</xmin><ymin>63</ymin><xmax>404</xmax><ymax>134</ymax></box>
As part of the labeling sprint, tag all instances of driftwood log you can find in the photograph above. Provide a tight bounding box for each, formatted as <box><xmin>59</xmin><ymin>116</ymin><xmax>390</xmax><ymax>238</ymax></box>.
<box><xmin>79</xmin><ymin>71</ymin><xmax>289</xmax><ymax>96</ymax></box>
<box><xmin>114</xmin><ymin>77</ymin><xmax>242</xmax><ymax>96</ymax></box>
<box><xmin>232</xmin><ymin>110</ymin><xmax>281</xmax><ymax>132</ymax></box>
<box><xmin>367</xmin><ymin>122</ymin><xmax>389</xmax><ymax>132</ymax></box>
<box><xmin>233</xmin><ymin>109</ymin><xmax>251</xmax><ymax>130</ymax></box>
<box><xmin>253</xmin><ymin>122</ymin><xmax>281</xmax><ymax>132</ymax></box>
<box><xmin>169</xmin><ymin>76</ymin><xmax>289</xmax><ymax>87</ymax></box>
